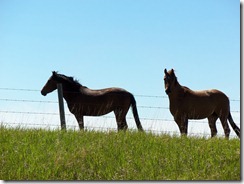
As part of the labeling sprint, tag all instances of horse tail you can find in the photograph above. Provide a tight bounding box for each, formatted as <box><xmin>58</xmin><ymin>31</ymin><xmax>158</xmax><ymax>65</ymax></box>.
<box><xmin>130</xmin><ymin>95</ymin><xmax>144</xmax><ymax>131</ymax></box>
<box><xmin>228</xmin><ymin>112</ymin><xmax>240</xmax><ymax>138</ymax></box>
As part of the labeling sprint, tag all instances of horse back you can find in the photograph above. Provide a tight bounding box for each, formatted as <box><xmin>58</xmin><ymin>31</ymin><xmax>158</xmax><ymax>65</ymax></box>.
<box><xmin>170</xmin><ymin>87</ymin><xmax>230</xmax><ymax>119</ymax></box>
<box><xmin>81</xmin><ymin>87</ymin><xmax>132</xmax><ymax>97</ymax></box>
<box><xmin>185</xmin><ymin>88</ymin><xmax>229</xmax><ymax>107</ymax></box>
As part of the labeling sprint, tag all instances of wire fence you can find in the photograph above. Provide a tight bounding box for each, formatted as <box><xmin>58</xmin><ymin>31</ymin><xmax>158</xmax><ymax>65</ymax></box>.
<box><xmin>0</xmin><ymin>87</ymin><xmax>241</xmax><ymax>101</ymax></box>
<box><xmin>0</xmin><ymin>87</ymin><xmax>240</xmax><ymax>138</ymax></box>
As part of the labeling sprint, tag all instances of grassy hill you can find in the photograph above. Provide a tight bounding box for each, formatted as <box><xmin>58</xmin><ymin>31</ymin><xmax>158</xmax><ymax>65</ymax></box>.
<box><xmin>0</xmin><ymin>126</ymin><xmax>240</xmax><ymax>180</ymax></box>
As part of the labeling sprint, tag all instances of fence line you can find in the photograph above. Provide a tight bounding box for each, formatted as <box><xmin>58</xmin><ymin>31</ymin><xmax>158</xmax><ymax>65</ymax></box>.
<box><xmin>0</xmin><ymin>112</ymin><xmax>239</xmax><ymax>138</ymax></box>
<box><xmin>0</xmin><ymin>109</ymin><xmax>240</xmax><ymax>126</ymax></box>
<box><xmin>0</xmin><ymin>122</ymin><xmax>198</xmax><ymax>135</ymax></box>
<box><xmin>1</xmin><ymin>121</ymin><xmax>238</xmax><ymax>139</ymax></box>
<box><xmin>0</xmin><ymin>98</ymin><xmax>240</xmax><ymax>112</ymax></box>
<box><xmin>0</xmin><ymin>110</ymin><xmax>185</xmax><ymax>122</ymax></box>
<box><xmin>0</xmin><ymin>87</ymin><xmax>240</xmax><ymax>138</ymax></box>
<box><xmin>0</xmin><ymin>98</ymin><xmax>57</xmax><ymax>104</ymax></box>
<box><xmin>0</xmin><ymin>87</ymin><xmax>39</xmax><ymax>92</ymax></box>
<box><xmin>0</xmin><ymin>87</ymin><xmax>240</xmax><ymax>102</ymax></box>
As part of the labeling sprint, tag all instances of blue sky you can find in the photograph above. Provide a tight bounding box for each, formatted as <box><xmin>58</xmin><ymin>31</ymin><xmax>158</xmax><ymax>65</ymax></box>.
<box><xmin>0</xmin><ymin>0</ymin><xmax>240</xmax><ymax>136</ymax></box>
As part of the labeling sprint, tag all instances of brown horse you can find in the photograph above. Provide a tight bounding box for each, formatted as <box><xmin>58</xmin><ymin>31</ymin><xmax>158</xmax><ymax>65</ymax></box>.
<box><xmin>164</xmin><ymin>68</ymin><xmax>240</xmax><ymax>138</ymax></box>
<box><xmin>41</xmin><ymin>71</ymin><xmax>144</xmax><ymax>131</ymax></box>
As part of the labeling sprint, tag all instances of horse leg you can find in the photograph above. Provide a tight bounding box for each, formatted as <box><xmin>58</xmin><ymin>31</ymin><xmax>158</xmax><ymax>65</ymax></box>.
<box><xmin>181</xmin><ymin>119</ymin><xmax>188</xmax><ymax>135</ymax></box>
<box><xmin>119</xmin><ymin>118</ymin><xmax>128</xmax><ymax>131</ymax></box>
<box><xmin>175</xmin><ymin>117</ymin><xmax>188</xmax><ymax>136</ymax></box>
<box><xmin>220</xmin><ymin>115</ymin><xmax>230</xmax><ymax>139</ymax></box>
<box><xmin>208</xmin><ymin>114</ymin><xmax>218</xmax><ymax>137</ymax></box>
<box><xmin>114</xmin><ymin>109</ymin><xmax>128</xmax><ymax>131</ymax></box>
<box><xmin>75</xmin><ymin>115</ymin><xmax>84</xmax><ymax>130</ymax></box>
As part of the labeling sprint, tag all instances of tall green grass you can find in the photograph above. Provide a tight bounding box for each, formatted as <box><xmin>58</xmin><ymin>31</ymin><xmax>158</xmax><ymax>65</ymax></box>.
<box><xmin>0</xmin><ymin>126</ymin><xmax>240</xmax><ymax>180</ymax></box>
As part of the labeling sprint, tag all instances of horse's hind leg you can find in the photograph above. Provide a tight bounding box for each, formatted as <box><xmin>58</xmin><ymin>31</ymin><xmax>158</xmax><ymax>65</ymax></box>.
<box><xmin>118</xmin><ymin>118</ymin><xmax>128</xmax><ymax>131</ymax></box>
<box><xmin>114</xmin><ymin>109</ymin><xmax>128</xmax><ymax>131</ymax></box>
<box><xmin>208</xmin><ymin>114</ymin><xmax>218</xmax><ymax>137</ymax></box>
<box><xmin>220</xmin><ymin>115</ymin><xmax>230</xmax><ymax>139</ymax></box>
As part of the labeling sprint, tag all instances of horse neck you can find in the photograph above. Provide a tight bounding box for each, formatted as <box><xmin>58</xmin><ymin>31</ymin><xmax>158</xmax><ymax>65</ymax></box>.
<box><xmin>61</xmin><ymin>83</ymin><xmax>81</xmax><ymax>101</ymax></box>
<box><xmin>168</xmin><ymin>81</ymin><xmax>184</xmax><ymax>101</ymax></box>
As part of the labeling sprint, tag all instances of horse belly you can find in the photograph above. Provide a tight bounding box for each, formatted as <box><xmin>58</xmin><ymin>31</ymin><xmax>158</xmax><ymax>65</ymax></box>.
<box><xmin>68</xmin><ymin>102</ymin><xmax>113</xmax><ymax>117</ymax></box>
<box><xmin>186</xmin><ymin>105</ymin><xmax>214</xmax><ymax>119</ymax></box>
<box><xmin>82</xmin><ymin>105</ymin><xmax>114</xmax><ymax>116</ymax></box>
<box><xmin>187</xmin><ymin>113</ymin><xmax>208</xmax><ymax>120</ymax></box>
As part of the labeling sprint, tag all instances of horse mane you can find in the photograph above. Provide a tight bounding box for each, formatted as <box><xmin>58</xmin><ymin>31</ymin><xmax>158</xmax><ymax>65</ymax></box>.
<box><xmin>53</xmin><ymin>71</ymin><xmax>86</xmax><ymax>88</ymax></box>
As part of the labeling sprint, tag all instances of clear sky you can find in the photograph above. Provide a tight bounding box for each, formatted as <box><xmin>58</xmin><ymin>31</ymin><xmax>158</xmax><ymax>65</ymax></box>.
<box><xmin>0</xmin><ymin>0</ymin><xmax>240</xmax><ymax>137</ymax></box>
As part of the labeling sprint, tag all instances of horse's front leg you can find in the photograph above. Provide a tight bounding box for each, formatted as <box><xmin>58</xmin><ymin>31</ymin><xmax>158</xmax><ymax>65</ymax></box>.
<box><xmin>175</xmin><ymin>117</ymin><xmax>188</xmax><ymax>136</ymax></box>
<box><xmin>75</xmin><ymin>115</ymin><xmax>84</xmax><ymax>130</ymax></box>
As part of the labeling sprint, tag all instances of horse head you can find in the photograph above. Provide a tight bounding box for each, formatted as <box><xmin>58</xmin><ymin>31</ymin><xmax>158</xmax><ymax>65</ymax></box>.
<box><xmin>164</xmin><ymin>68</ymin><xmax>177</xmax><ymax>95</ymax></box>
<box><xmin>41</xmin><ymin>71</ymin><xmax>59</xmax><ymax>96</ymax></box>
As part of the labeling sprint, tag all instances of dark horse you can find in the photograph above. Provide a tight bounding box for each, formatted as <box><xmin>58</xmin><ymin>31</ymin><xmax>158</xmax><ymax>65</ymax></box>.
<box><xmin>41</xmin><ymin>71</ymin><xmax>144</xmax><ymax>131</ymax></box>
<box><xmin>164</xmin><ymin>68</ymin><xmax>240</xmax><ymax>138</ymax></box>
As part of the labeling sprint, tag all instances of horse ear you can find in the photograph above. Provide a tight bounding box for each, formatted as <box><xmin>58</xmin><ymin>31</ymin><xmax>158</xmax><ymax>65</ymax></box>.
<box><xmin>52</xmin><ymin>71</ymin><xmax>59</xmax><ymax>77</ymax></box>
<box><xmin>52</xmin><ymin>71</ymin><xmax>58</xmax><ymax>80</ymax></box>
<box><xmin>164</xmin><ymin>69</ymin><xmax>167</xmax><ymax>74</ymax></box>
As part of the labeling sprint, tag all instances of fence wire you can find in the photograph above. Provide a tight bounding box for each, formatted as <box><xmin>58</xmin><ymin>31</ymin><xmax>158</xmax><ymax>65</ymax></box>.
<box><xmin>0</xmin><ymin>87</ymin><xmax>240</xmax><ymax>102</ymax></box>
<box><xmin>0</xmin><ymin>87</ymin><xmax>240</xmax><ymax>138</ymax></box>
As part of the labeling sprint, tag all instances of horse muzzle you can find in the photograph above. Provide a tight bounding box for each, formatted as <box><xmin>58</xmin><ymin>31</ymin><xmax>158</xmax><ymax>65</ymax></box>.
<box><xmin>165</xmin><ymin>88</ymin><xmax>171</xmax><ymax>95</ymax></box>
<box><xmin>41</xmin><ymin>91</ymin><xmax>47</xmax><ymax>96</ymax></box>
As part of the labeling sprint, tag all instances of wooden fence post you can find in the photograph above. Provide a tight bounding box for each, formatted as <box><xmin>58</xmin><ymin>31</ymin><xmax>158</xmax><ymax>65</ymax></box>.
<box><xmin>57</xmin><ymin>83</ymin><xmax>66</xmax><ymax>130</ymax></box>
